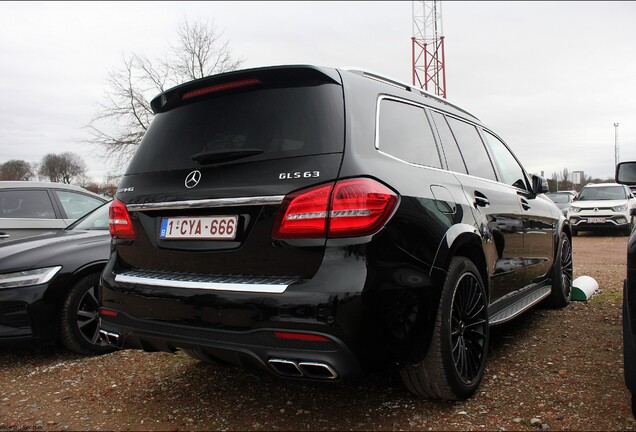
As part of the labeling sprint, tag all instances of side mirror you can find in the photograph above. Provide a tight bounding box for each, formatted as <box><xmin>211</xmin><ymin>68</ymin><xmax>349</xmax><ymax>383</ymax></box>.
<box><xmin>616</xmin><ymin>161</ymin><xmax>636</xmax><ymax>185</ymax></box>
<box><xmin>532</xmin><ymin>174</ymin><xmax>549</xmax><ymax>194</ymax></box>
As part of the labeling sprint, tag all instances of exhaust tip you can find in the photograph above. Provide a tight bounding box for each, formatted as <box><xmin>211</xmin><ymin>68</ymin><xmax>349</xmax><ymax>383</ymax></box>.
<box><xmin>99</xmin><ymin>329</ymin><xmax>122</xmax><ymax>347</ymax></box>
<box><xmin>298</xmin><ymin>362</ymin><xmax>338</xmax><ymax>380</ymax></box>
<box><xmin>268</xmin><ymin>359</ymin><xmax>303</xmax><ymax>377</ymax></box>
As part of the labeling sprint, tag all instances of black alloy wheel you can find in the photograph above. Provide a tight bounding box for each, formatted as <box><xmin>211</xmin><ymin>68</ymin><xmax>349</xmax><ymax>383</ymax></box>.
<box><xmin>59</xmin><ymin>273</ymin><xmax>114</xmax><ymax>355</ymax></box>
<box><xmin>450</xmin><ymin>272</ymin><xmax>488</xmax><ymax>385</ymax></box>
<box><xmin>559</xmin><ymin>234</ymin><xmax>574</xmax><ymax>299</ymax></box>
<box><xmin>400</xmin><ymin>257</ymin><xmax>489</xmax><ymax>400</ymax></box>
<box><xmin>76</xmin><ymin>285</ymin><xmax>102</xmax><ymax>346</ymax></box>
<box><xmin>546</xmin><ymin>232</ymin><xmax>573</xmax><ymax>308</ymax></box>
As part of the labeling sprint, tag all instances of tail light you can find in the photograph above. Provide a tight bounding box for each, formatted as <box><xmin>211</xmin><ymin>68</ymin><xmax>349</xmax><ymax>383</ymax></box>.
<box><xmin>273</xmin><ymin>178</ymin><xmax>398</xmax><ymax>239</ymax></box>
<box><xmin>109</xmin><ymin>198</ymin><xmax>136</xmax><ymax>239</ymax></box>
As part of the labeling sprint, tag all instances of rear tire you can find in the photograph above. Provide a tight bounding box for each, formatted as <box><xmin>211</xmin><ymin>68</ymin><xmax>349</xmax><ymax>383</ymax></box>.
<box><xmin>545</xmin><ymin>232</ymin><xmax>573</xmax><ymax>308</ymax></box>
<box><xmin>59</xmin><ymin>273</ymin><xmax>114</xmax><ymax>355</ymax></box>
<box><xmin>400</xmin><ymin>257</ymin><xmax>488</xmax><ymax>400</ymax></box>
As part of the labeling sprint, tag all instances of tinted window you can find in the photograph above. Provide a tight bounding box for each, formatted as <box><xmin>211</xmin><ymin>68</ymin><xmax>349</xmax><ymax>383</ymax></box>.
<box><xmin>431</xmin><ymin>111</ymin><xmax>467</xmax><ymax>174</ymax></box>
<box><xmin>482</xmin><ymin>130</ymin><xmax>528</xmax><ymax>190</ymax></box>
<box><xmin>55</xmin><ymin>190</ymin><xmax>104</xmax><ymax>219</ymax></box>
<box><xmin>446</xmin><ymin>117</ymin><xmax>497</xmax><ymax>181</ymax></box>
<box><xmin>0</xmin><ymin>190</ymin><xmax>55</xmax><ymax>219</ymax></box>
<box><xmin>377</xmin><ymin>99</ymin><xmax>441</xmax><ymax>168</ymax></box>
<box><xmin>127</xmin><ymin>84</ymin><xmax>344</xmax><ymax>174</ymax></box>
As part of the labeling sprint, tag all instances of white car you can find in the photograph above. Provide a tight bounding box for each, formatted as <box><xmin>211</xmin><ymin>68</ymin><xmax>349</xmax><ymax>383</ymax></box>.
<box><xmin>568</xmin><ymin>183</ymin><xmax>636</xmax><ymax>236</ymax></box>
<box><xmin>0</xmin><ymin>181</ymin><xmax>108</xmax><ymax>241</ymax></box>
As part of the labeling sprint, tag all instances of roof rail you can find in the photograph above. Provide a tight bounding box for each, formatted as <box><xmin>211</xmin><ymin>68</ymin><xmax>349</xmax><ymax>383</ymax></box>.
<box><xmin>340</xmin><ymin>67</ymin><xmax>480</xmax><ymax>122</ymax></box>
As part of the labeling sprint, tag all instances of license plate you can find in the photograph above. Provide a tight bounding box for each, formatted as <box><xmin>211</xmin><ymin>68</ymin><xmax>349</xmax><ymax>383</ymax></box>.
<box><xmin>159</xmin><ymin>215</ymin><xmax>238</xmax><ymax>240</ymax></box>
<box><xmin>587</xmin><ymin>217</ymin><xmax>606</xmax><ymax>224</ymax></box>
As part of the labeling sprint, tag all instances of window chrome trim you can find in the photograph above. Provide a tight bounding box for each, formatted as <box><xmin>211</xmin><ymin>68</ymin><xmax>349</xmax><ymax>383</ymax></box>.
<box><xmin>125</xmin><ymin>195</ymin><xmax>285</xmax><ymax>212</ymax></box>
<box><xmin>114</xmin><ymin>273</ymin><xmax>292</xmax><ymax>294</ymax></box>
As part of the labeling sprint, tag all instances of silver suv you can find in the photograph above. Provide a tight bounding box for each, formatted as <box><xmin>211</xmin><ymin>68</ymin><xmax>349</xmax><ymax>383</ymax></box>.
<box><xmin>568</xmin><ymin>183</ymin><xmax>635</xmax><ymax>236</ymax></box>
<box><xmin>0</xmin><ymin>181</ymin><xmax>107</xmax><ymax>241</ymax></box>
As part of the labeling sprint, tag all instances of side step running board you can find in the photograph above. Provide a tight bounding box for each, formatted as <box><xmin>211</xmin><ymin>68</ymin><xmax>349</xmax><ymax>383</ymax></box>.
<box><xmin>489</xmin><ymin>286</ymin><xmax>551</xmax><ymax>325</ymax></box>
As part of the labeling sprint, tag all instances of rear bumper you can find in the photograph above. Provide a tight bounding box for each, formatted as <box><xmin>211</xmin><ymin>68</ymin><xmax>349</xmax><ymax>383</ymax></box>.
<box><xmin>98</xmin><ymin>248</ymin><xmax>379</xmax><ymax>380</ymax></box>
<box><xmin>99</xmin><ymin>311</ymin><xmax>361</xmax><ymax>380</ymax></box>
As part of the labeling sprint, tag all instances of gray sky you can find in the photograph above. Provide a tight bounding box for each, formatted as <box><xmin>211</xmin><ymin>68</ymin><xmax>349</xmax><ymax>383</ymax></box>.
<box><xmin>1</xmin><ymin>1</ymin><xmax>635</xmax><ymax>182</ymax></box>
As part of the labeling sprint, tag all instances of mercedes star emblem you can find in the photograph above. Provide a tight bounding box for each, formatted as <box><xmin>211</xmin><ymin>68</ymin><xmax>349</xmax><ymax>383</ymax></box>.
<box><xmin>185</xmin><ymin>170</ymin><xmax>202</xmax><ymax>189</ymax></box>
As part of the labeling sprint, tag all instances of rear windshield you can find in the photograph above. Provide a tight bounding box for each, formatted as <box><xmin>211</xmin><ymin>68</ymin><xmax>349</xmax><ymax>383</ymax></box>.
<box><xmin>126</xmin><ymin>84</ymin><xmax>344</xmax><ymax>174</ymax></box>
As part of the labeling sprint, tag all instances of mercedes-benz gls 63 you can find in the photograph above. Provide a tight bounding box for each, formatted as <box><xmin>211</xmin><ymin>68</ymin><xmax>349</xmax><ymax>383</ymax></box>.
<box><xmin>99</xmin><ymin>65</ymin><xmax>572</xmax><ymax>400</ymax></box>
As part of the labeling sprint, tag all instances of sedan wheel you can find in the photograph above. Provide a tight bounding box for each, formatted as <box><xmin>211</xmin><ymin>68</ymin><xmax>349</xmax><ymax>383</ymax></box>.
<box><xmin>59</xmin><ymin>273</ymin><xmax>114</xmax><ymax>355</ymax></box>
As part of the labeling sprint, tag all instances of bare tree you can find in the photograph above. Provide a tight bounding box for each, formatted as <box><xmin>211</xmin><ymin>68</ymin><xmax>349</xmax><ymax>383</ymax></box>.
<box><xmin>39</xmin><ymin>152</ymin><xmax>87</xmax><ymax>184</ymax></box>
<box><xmin>88</xmin><ymin>18</ymin><xmax>244</xmax><ymax>169</ymax></box>
<box><xmin>0</xmin><ymin>159</ymin><xmax>35</xmax><ymax>181</ymax></box>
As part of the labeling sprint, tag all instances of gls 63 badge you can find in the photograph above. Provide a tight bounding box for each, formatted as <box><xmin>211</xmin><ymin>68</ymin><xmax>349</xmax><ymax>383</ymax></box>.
<box><xmin>278</xmin><ymin>171</ymin><xmax>320</xmax><ymax>180</ymax></box>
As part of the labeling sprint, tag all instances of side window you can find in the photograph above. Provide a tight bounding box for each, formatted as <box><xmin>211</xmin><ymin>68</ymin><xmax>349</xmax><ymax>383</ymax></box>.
<box><xmin>55</xmin><ymin>191</ymin><xmax>103</xmax><ymax>219</ymax></box>
<box><xmin>0</xmin><ymin>190</ymin><xmax>56</xmax><ymax>219</ymax></box>
<box><xmin>482</xmin><ymin>130</ymin><xmax>528</xmax><ymax>191</ymax></box>
<box><xmin>430</xmin><ymin>111</ymin><xmax>467</xmax><ymax>174</ymax></box>
<box><xmin>377</xmin><ymin>99</ymin><xmax>442</xmax><ymax>168</ymax></box>
<box><xmin>445</xmin><ymin>116</ymin><xmax>497</xmax><ymax>181</ymax></box>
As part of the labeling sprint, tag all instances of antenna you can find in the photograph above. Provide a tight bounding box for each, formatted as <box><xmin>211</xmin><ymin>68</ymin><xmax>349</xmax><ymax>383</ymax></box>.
<box><xmin>614</xmin><ymin>122</ymin><xmax>620</xmax><ymax>168</ymax></box>
<box><xmin>411</xmin><ymin>0</ymin><xmax>447</xmax><ymax>98</ymax></box>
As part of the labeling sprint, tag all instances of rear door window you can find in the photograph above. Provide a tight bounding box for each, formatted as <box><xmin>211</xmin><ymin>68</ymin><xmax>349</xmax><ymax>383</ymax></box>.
<box><xmin>377</xmin><ymin>98</ymin><xmax>442</xmax><ymax>168</ymax></box>
<box><xmin>446</xmin><ymin>116</ymin><xmax>497</xmax><ymax>181</ymax></box>
<box><xmin>481</xmin><ymin>130</ymin><xmax>529</xmax><ymax>191</ymax></box>
<box><xmin>55</xmin><ymin>190</ymin><xmax>104</xmax><ymax>219</ymax></box>
<box><xmin>127</xmin><ymin>84</ymin><xmax>345</xmax><ymax>174</ymax></box>
<box><xmin>430</xmin><ymin>111</ymin><xmax>468</xmax><ymax>174</ymax></box>
<box><xmin>0</xmin><ymin>190</ymin><xmax>56</xmax><ymax>219</ymax></box>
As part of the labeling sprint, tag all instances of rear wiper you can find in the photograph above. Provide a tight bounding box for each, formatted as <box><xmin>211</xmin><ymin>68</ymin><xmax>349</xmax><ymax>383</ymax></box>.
<box><xmin>190</xmin><ymin>148</ymin><xmax>264</xmax><ymax>165</ymax></box>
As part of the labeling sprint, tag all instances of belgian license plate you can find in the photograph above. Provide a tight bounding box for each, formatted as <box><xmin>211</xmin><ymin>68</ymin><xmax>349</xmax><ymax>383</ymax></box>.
<box><xmin>159</xmin><ymin>215</ymin><xmax>238</xmax><ymax>240</ymax></box>
<box><xmin>587</xmin><ymin>217</ymin><xmax>606</xmax><ymax>224</ymax></box>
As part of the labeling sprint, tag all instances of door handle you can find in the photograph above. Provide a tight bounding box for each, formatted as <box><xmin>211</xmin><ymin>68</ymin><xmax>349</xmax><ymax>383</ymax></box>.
<box><xmin>0</xmin><ymin>232</ymin><xmax>10</xmax><ymax>239</ymax></box>
<box><xmin>474</xmin><ymin>193</ymin><xmax>490</xmax><ymax>208</ymax></box>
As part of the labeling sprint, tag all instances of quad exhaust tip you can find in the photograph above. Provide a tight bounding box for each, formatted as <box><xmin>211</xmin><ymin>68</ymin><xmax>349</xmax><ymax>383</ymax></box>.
<box><xmin>268</xmin><ymin>358</ymin><xmax>338</xmax><ymax>380</ymax></box>
<box><xmin>98</xmin><ymin>329</ymin><xmax>122</xmax><ymax>347</ymax></box>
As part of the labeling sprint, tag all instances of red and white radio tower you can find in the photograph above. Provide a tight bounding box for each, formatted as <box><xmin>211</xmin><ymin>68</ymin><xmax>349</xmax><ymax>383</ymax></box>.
<box><xmin>411</xmin><ymin>0</ymin><xmax>446</xmax><ymax>98</ymax></box>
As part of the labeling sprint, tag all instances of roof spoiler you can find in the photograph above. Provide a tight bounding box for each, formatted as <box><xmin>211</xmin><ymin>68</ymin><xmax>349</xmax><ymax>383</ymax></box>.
<box><xmin>150</xmin><ymin>65</ymin><xmax>342</xmax><ymax>114</ymax></box>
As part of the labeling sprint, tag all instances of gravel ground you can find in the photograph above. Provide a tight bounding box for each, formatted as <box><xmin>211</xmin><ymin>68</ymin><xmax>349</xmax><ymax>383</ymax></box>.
<box><xmin>0</xmin><ymin>232</ymin><xmax>634</xmax><ymax>431</ymax></box>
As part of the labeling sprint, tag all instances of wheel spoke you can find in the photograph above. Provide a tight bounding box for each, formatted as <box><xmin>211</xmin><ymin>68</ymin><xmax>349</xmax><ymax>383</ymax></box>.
<box><xmin>77</xmin><ymin>310</ymin><xmax>95</xmax><ymax>319</ymax></box>
<box><xmin>451</xmin><ymin>272</ymin><xmax>487</xmax><ymax>384</ymax></box>
<box><xmin>78</xmin><ymin>317</ymin><xmax>96</xmax><ymax>329</ymax></box>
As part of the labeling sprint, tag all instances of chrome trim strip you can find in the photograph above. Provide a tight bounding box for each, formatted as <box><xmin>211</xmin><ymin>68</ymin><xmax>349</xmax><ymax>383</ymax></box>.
<box><xmin>114</xmin><ymin>274</ymin><xmax>289</xmax><ymax>293</ymax></box>
<box><xmin>126</xmin><ymin>195</ymin><xmax>285</xmax><ymax>212</ymax></box>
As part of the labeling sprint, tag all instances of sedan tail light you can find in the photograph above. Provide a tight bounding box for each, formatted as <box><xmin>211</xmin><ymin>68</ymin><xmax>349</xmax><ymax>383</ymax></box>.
<box><xmin>273</xmin><ymin>178</ymin><xmax>398</xmax><ymax>239</ymax></box>
<box><xmin>109</xmin><ymin>198</ymin><xmax>136</xmax><ymax>239</ymax></box>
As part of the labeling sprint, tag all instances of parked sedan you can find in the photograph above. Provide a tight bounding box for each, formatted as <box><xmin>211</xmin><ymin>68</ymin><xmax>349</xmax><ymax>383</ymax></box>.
<box><xmin>0</xmin><ymin>202</ymin><xmax>113</xmax><ymax>354</ymax></box>
<box><xmin>0</xmin><ymin>181</ymin><xmax>107</xmax><ymax>242</ymax></box>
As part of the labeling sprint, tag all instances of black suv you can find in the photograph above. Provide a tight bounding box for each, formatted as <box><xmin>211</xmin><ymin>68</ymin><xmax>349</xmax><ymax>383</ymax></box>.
<box><xmin>99</xmin><ymin>65</ymin><xmax>572</xmax><ymax>400</ymax></box>
<box><xmin>616</xmin><ymin>161</ymin><xmax>636</xmax><ymax>414</ymax></box>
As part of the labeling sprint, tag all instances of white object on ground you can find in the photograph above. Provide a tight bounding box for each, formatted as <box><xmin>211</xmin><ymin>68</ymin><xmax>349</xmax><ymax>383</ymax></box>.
<box><xmin>571</xmin><ymin>275</ymin><xmax>599</xmax><ymax>301</ymax></box>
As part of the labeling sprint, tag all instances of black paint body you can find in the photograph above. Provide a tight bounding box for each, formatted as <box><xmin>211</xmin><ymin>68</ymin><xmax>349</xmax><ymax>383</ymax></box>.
<box><xmin>0</xmin><ymin>229</ymin><xmax>110</xmax><ymax>346</ymax></box>
<box><xmin>99</xmin><ymin>65</ymin><xmax>568</xmax><ymax>379</ymax></box>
